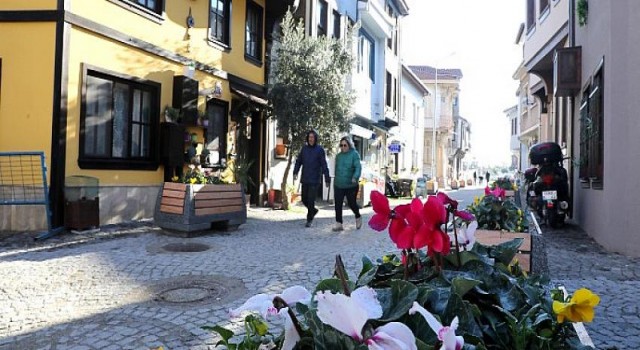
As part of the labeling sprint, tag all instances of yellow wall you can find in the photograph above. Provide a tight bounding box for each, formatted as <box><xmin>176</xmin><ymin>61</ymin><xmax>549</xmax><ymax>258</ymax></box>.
<box><xmin>0</xmin><ymin>22</ymin><xmax>56</xmax><ymax>173</ymax></box>
<box><xmin>0</xmin><ymin>0</ymin><xmax>57</xmax><ymax>10</ymax></box>
<box><xmin>65</xmin><ymin>26</ymin><xmax>232</xmax><ymax>185</ymax></box>
<box><xmin>69</xmin><ymin>0</ymin><xmax>265</xmax><ymax>85</ymax></box>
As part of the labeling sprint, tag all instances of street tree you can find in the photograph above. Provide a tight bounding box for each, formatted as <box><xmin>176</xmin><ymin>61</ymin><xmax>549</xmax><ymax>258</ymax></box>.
<box><xmin>269</xmin><ymin>11</ymin><xmax>355</xmax><ymax>210</ymax></box>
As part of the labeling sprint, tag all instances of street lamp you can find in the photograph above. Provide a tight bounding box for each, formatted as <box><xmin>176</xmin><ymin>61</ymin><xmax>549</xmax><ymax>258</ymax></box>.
<box><xmin>430</xmin><ymin>52</ymin><xmax>456</xmax><ymax>182</ymax></box>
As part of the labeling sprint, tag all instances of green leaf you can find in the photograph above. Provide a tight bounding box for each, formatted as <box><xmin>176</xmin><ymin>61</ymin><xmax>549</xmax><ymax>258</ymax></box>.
<box><xmin>203</xmin><ymin>325</ymin><xmax>234</xmax><ymax>341</ymax></box>
<box><xmin>491</xmin><ymin>238</ymin><xmax>524</xmax><ymax>265</ymax></box>
<box><xmin>356</xmin><ymin>264</ymin><xmax>378</xmax><ymax>287</ymax></box>
<box><xmin>444</xmin><ymin>293</ymin><xmax>484</xmax><ymax>338</ymax></box>
<box><xmin>359</xmin><ymin>255</ymin><xmax>375</xmax><ymax>278</ymax></box>
<box><xmin>377</xmin><ymin>280</ymin><xmax>419</xmax><ymax>321</ymax></box>
<box><xmin>451</xmin><ymin>277</ymin><xmax>482</xmax><ymax>297</ymax></box>
<box><xmin>497</xmin><ymin>285</ymin><xmax>525</xmax><ymax>312</ymax></box>
<box><xmin>315</xmin><ymin>278</ymin><xmax>356</xmax><ymax>294</ymax></box>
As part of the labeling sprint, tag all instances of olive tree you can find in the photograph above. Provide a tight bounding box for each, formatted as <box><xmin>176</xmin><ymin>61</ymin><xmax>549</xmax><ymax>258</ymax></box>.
<box><xmin>269</xmin><ymin>11</ymin><xmax>355</xmax><ymax>210</ymax></box>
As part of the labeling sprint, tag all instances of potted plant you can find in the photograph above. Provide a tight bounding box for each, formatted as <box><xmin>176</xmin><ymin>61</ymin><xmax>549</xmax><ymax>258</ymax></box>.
<box><xmin>154</xmin><ymin>163</ymin><xmax>247</xmax><ymax>233</ymax></box>
<box><xmin>209</xmin><ymin>191</ymin><xmax>598</xmax><ymax>349</ymax></box>
<box><xmin>228</xmin><ymin>154</ymin><xmax>256</xmax><ymax>206</ymax></box>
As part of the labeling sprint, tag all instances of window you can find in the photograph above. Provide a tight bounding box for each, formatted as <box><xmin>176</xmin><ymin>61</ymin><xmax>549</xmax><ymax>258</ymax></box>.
<box><xmin>590</xmin><ymin>68</ymin><xmax>604</xmax><ymax>186</ymax></box>
<box><xmin>393</xmin><ymin>77</ymin><xmax>397</xmax><ymax>111</ymax></box>
<box><xmin>332</xmin><ymin>10</ymin><xmax>341</xmax><ymax>39</ymax></box>
<box><xmin>358</xmin><ymin>33</ymin><xmax>375</xmax><ymax>81</ymax></box>
<box><xmin>385</xmin><ymin>71</ymin><xmax>392</xmax><ymax>108</ymax></box>
<box><xmin>526</xmin><ymin>0</ymin><xmax>535</xmax><ymax>32</ymax></box>
<box><xmin>80</xmin><ymin>67</ymin><xmax>160</xmax><ymax>169</ymax></box>
<box><xmin>578</xmin><ymin>65</ymin><xmax>604</xmax><ymax>187</ymax></box>
<box><xmin>401</xmin><ymin>96</ymin><xmax>406</xmax><ymax>120</ymax></box>
<box><xmin>205</xmin><ymin>100</ymin><xmax>228</xmax><ymax>166</ymax></box>
<box><xmin>317</xmin><ymin>0</ymin><xmax>328</xmax><ymax>36</ymax></box>
<box><xmin>245</xmin><ymin>1</ymin><xmax>263</xmax><ymax>62</ymax></box>
<box><xmin>539</xmin><ymin>0</ymin><xmax>550</xmax><ymax>17</ymax></box>
<box><xmin>210</xmin><ymin>0</ymin><xmax>231</xmax><ymax>45</ymax></box>
<box><xmin>124</xmin><ymin>0</ymin><xmax>163</xmax><ymax>14</ymax></box>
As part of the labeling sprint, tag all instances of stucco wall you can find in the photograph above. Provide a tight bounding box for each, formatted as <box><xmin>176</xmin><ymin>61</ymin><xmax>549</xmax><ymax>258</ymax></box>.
<box><xmin>573</xmin><ymin>0</ymin><xmax>640</xmax><ymax>256</ymax></box>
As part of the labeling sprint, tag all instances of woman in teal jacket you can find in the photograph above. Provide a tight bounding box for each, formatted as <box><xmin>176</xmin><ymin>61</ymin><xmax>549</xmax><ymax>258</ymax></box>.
<box><xmin>332</xmin><ymin>136</ymin><xmax>362</xmax><ymax>231</ymax></box>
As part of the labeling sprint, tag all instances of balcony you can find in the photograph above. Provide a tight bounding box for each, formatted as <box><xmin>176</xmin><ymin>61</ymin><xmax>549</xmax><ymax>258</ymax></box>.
<box><xmin>357</xmin><ymin>0</ymin><xmax>394</xmax><ymax>39</ymax></box>
<box><xmin>520</xmin><ymin>109</ymin><xmax>539</xmax><ymax>137</ymax></box>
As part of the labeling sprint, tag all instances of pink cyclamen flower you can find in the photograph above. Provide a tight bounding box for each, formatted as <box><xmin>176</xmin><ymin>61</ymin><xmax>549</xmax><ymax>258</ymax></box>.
<box><xmin>437</xmin><ymin>192</ymin><xmax>459</xmax><ymax>210</ymax></box>
<box><xmin>316</xmin><ymin>287</ymin><xmax>417</xmax><ymax>350</ymax></box>
<box><xmin>414</xmin><ymin>195</ymin><xmax>449</xmax><ymax>255</ymax></box>
<box><xmin>408</xmin><ymin>302</ymin><xmax>464</xmax><ymax>350</ymax></box>
<box><xmin>454</xmin><ymin>209</ymin><xmax>475</xmax><ymax>222</ymax></box>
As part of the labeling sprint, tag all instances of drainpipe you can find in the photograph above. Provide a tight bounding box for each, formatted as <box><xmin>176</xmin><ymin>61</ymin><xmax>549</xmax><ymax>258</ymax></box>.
<box><xmin>568</xmin><ymin>0</ymin><xmax>576</xmax><ymax>217</ymax></box>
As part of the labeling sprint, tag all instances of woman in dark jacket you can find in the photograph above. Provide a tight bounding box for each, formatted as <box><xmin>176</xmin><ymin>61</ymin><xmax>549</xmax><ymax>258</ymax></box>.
<box><xmin>332</xmin><ymin>136</ymin><xmax>362</xmax><ymax>231</ymax></box>
<box><xmin>293</xmin><ymin>130</ymin><xmax>331</xmax><ymax>227</ymax></box>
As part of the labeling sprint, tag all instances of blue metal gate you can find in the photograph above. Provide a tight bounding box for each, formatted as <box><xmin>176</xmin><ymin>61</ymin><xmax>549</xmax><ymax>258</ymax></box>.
<box><xmin>0</xmin><ymin>151</ymin><xmax>63</xmax><ymax>239</ymax></box>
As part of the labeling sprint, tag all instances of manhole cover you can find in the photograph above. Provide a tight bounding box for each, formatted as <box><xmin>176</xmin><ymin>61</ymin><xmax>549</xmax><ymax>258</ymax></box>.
<box><xmin>161</xmin><ymin>242</ymin><xmax>211</xmax><ymax>253</ymax></box>
<box><xmin>158</xmin><ymin>287</ymin><xmax>216</xmax><ymax>303</ymax></box>
<box><xmin>148</xmin><ymin>275</ymin><xmax>247</xmax><ymax>307</ymax></box>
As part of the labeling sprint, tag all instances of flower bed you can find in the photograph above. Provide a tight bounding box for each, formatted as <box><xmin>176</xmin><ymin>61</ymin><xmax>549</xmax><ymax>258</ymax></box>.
<box><xmin>209</xmin><ymin>191</ymin><xmax>597</xmax><ymax>349</ymax></box>
<box><xmin>154</xmin><ymin>182</ymin><xmax>246</xmax><ymax>233</ymax></box>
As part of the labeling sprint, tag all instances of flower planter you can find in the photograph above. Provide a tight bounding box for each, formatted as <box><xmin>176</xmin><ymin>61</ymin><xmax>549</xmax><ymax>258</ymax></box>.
<box><xmin>474</xmin><ymin>229</ymin><xmax>531</xmax><ymax>272</ymax></box>
<box><xmin>450</xmin><ymin>180</ymin><xmax>459</xmax><ymax>189</ymax></box>
<box><xmin>154</xmin><ymin>182</ymin><xmax>246</xmax><ymax>234</ymax></box>
<box><xmin>458</xmin><ymin>180</ymin><xmax>466</xmax><ymax>188</ymax></box>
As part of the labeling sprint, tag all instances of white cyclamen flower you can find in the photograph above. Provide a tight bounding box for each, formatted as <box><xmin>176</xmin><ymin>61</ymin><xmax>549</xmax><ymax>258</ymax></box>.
<box><xmin>408</xmin><ymin>302</ymin><xmax>463</xmax><ymax>350</ymax></box>
<box><xmin>228</xmin><ymin>285</ymin><xmax>312</xmax><ymax>319</ymax></box>
<box><xmin>316</xmin><ymin>286</ymin><xmax>417</xmax><ymax>350</ymax></box>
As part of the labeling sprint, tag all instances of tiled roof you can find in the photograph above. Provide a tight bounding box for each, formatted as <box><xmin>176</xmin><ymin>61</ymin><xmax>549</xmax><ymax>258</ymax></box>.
<box><xmin>408</xmin><ymin>65</ymin><xmax>463</xmax><ymax>80</ymax></box>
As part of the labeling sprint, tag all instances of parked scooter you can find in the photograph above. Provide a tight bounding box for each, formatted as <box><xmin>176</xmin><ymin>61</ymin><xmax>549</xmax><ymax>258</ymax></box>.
<box><xmin>385</xmin><ymin>174</ymin><xmax>399</xmax><ymax>198</ymax></box>
<box><xmin>524</xmin><ymin>167</ymin><xmax>539</xmax><ymax>213</ymax></box>
<box><xmin>529</xmin><ymin>142</ymin><xmax>570</xmax><ymax>228</ymax></box>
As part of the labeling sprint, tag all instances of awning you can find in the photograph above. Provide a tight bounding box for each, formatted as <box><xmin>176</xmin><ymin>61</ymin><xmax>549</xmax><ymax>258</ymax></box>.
<box><xmin>231</xmin><ymin>87</ymin><xmax>268</xmax><ymax>106</ymax></box>
<box><xmin>350</xmin><ymin>123</ymin><xmax>375</xmax><ymax>139</ymax></box>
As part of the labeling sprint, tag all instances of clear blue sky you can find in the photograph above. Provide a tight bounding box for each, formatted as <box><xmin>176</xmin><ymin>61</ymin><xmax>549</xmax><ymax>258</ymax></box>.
<box><xmin>401</xmin><ymin>0</ymin><xmax>525</xmax><ymax>167</ymax></box>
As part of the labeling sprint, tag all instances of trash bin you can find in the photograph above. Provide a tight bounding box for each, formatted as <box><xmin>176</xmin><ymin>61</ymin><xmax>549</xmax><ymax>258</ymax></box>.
<box><xmin>415</xmin><ymin>177</ymin><xmax>427</xmax><ymax>198</ymax></box>
<box><xmin>398</xmin><ymin>179</ymin><xmax>413</xmax><ymax>197</ymax></box>
<box><xmin>64</xmin><ymin>176</ymin><xmax>99</xmax><ymax>231</ymax></box>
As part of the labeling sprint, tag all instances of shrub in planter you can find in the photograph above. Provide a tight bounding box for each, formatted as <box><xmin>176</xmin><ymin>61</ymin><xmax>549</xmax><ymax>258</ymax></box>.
<box><xmin>208</xmin><ymin>191</ymin><xmax>597</xmax><ymax>350</ymax></box>
<box><xmin>466</xmin><ymin>188</ymin><xmax>527</xmax><ymax>232</ymax></box>
<box><xmin>491</xmin><ymin>177</ymin><xmax>517</xmax><ymax>191</ymax></box>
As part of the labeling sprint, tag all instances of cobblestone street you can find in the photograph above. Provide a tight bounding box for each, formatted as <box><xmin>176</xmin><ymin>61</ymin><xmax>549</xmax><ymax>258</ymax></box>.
<box><xmin>0</xmin><ymin>205</ymin><xmax>398</xmax><ymax>350</ymax></box>
<box><xmin>1</xmin><ymin>198</ymin><xmax>640</xmax><ymax>349</ymax></box>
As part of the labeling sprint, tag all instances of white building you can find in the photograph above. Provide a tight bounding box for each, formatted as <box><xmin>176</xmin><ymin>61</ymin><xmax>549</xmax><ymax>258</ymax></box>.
<box><xmin>350</xmin><ymin>0</ymin><xmax>409</xmax><ymax>189</ymax></box>
<box><xmin>390</xmin><ymin>64</ymin><xmax>429</xmax><ymax>179</ymax></box>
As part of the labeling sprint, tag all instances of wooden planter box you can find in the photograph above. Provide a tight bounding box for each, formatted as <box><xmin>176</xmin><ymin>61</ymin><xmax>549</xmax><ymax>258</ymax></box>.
<box><xmin>474</xmin><ymin>229</ymin><xmax>531</xmax><ymax>272</ymax></box>
<box><xmin>154</xmin><ymin>182</ymin><xmax>246</xmax><ymax>233</ymax></box>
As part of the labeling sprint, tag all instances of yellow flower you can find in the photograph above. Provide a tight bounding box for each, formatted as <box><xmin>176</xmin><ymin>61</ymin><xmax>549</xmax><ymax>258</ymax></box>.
<box><xmin>552</xmin><ymin>288</ymin><xmax>600</xmax><ymax>323</ymax></box>
<box><xmin>189</xmin><ymin>178</ymin><xmax>197</xmax><ymax>184</ymax></box>
<box><xmin>171</xmin><ymin>176</ymin><xmax>179</xmax><ymax>182</ymax></box>
<box><xmin>517</xmin><ymin>209</ymin><xmax>522</xmax><ymax>216</ymax></box>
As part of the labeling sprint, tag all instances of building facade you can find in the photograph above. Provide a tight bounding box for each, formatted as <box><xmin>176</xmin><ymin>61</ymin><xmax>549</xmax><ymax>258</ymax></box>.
<box><xmin>514</xmin><ymin>0</ymin><xmax>640</xmax><ymax>256</ymax></box>
<box><xmin>0</xmin><ymin>0</ymin><xmax>272</xmax><ymax>229</ymax></box>
<box><xmin>567</xmin><ymin>0</ymin><xmax>640</xmax><ymax>256</ymax></box>
<box><xmin>409</xmin><ymin>65</ymin><xmax>463</xmax><ymax>187</ymax></box>
<box><xmin>504</xmin><ymin>105</ymin><xmax>522</xmax><ymax>170</ymax></box>
<box><xmin>390</xmin><ymin>64</ymin><xmax>429</xmax><ymax>179</ymax></box>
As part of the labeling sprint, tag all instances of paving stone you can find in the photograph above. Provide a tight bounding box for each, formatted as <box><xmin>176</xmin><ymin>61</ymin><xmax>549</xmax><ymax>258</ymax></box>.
<box><xmin>1</xmin><ymin>203</ymin><xmax>639</xmax><ymax>349</ymax></box>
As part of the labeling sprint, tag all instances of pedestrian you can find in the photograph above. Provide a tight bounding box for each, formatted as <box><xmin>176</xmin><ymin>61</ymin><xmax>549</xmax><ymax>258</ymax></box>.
<box><xmin>479</xmin><ymin>175</ymin><xmax>484</xmax><ymax>184</ymax></box>
<box><xmin>332</xmin><ymin>136</ymin><xmax>362</xmax><ymax>231</ymax></box>
<box><xmin>485</xmin><ymin>171</ymin><xmax>491</xmax><ymax>185</ymax></box>
<box><xmin>473</xmin><ymin>171</ymin><xmax>477</xmax><ymax>185</ymax></box>
<box><xmin>293</xmin><ymin>130</ymin><xmax>331</xmax><ymax>227</ymax></box>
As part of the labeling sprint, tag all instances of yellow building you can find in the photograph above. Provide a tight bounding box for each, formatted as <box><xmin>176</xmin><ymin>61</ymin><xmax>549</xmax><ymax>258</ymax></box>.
<box><xmin>0</xmin><ymin>0</ymin><xmax>276</xmax><ymax>230</ymax></box>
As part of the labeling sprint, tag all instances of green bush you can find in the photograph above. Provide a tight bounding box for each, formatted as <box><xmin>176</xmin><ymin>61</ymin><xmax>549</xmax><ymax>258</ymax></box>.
<box><xmin>467</xmin><ymin>195</ymin><xmax>527</xmax><ymax>232</ymax></box>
